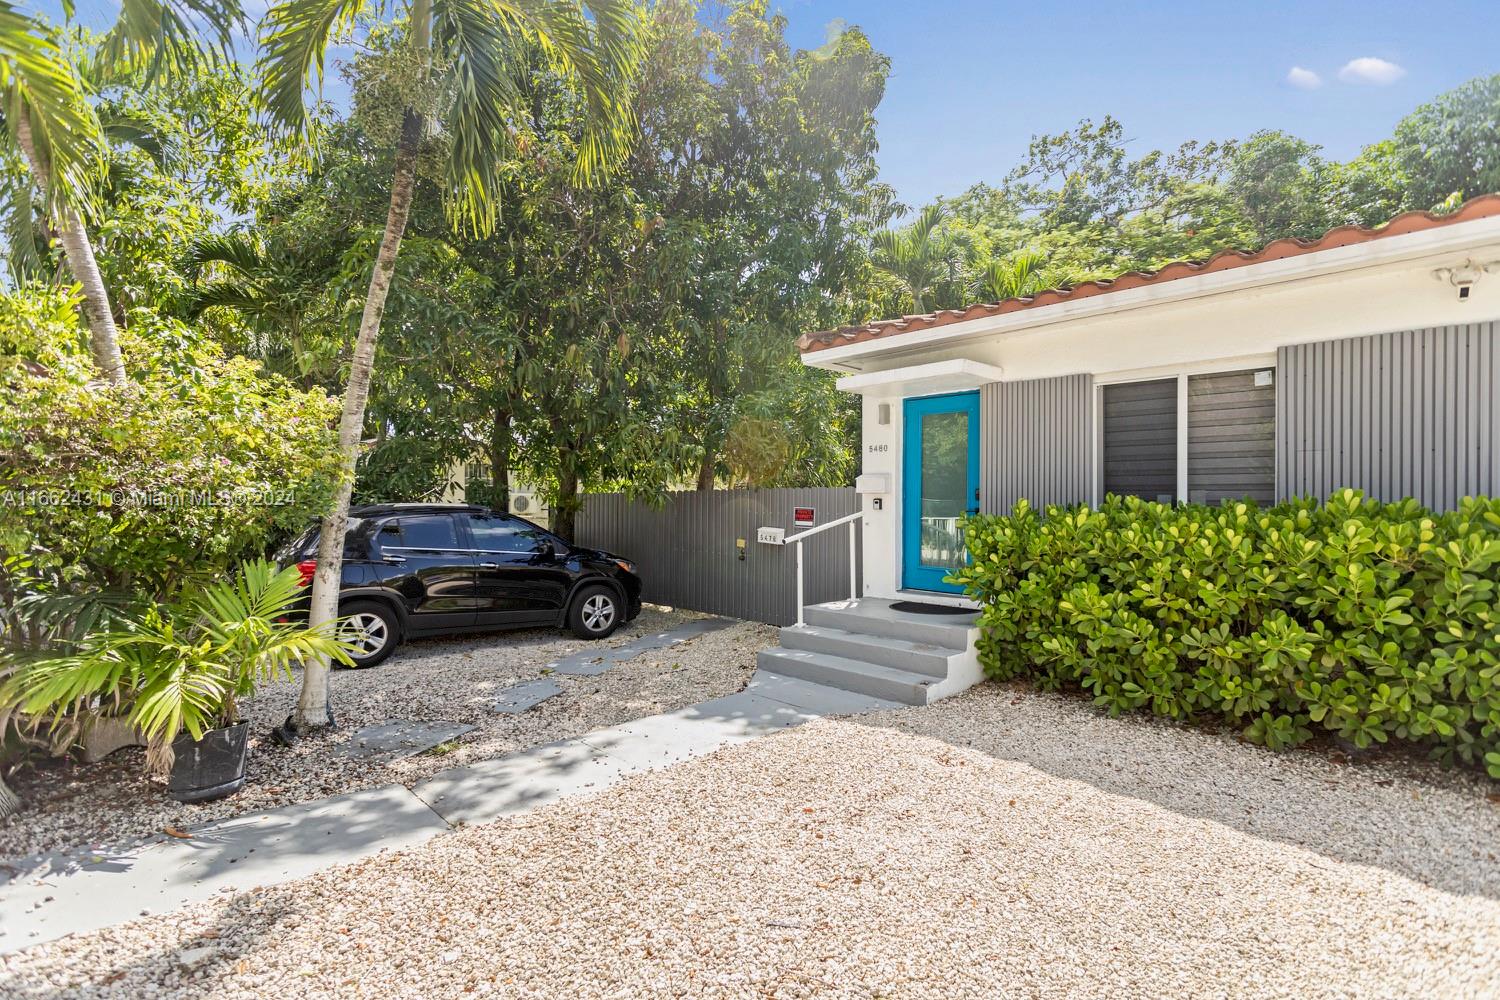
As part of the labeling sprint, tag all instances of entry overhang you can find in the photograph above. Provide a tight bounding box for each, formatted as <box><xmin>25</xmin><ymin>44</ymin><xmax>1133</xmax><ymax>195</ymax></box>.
<box><xmin>834</xmin><ymin>359</ymin><xmax>1005</xmax><ymax>397</ymax></box>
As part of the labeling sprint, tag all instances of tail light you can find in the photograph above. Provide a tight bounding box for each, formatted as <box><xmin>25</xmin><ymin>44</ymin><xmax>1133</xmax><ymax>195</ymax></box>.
<box><xmin>296</xmin><ymin>560</ymin><xmax>317</xmax><ymax>588</ymax></box>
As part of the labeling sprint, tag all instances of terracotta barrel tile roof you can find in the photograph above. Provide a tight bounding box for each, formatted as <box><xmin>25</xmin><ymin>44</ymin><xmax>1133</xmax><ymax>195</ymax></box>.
<box><xmin>798</xmin><ymin>194</ymin><xmax>1500</xmax><ymax>354</ymax></box>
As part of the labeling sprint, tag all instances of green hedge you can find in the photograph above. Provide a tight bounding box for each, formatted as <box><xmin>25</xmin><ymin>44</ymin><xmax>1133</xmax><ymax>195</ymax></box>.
<box><xmin>952</xmin><ymin>490</ymin><xmax>1500</xmax><ymax>777</ymax></box>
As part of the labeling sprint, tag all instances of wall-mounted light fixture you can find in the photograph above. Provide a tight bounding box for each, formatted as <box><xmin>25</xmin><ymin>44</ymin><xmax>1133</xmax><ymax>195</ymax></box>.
<box><xmin>877</xmin><ymin>403</ymin><xmax>891</xmax><ymax>425</ymax></box>
<box><xmin>1432</xmin><ymin>259</ymin><xmax>1500</xmax><ymax>302</ymax></box>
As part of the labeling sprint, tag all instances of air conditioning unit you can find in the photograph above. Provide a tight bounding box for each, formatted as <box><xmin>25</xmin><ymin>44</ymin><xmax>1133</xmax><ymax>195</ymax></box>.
<box><xmin>509</xmin><ymin>491</ymin><xmax>540</xmax><ymax>516</ymax></box>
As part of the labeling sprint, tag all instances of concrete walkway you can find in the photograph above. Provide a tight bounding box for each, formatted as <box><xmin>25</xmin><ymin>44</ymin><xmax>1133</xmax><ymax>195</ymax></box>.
<box><xmin>0</xmin><ymin>672</ymin><xmax>893</xmax><ymax>952</ymax></box>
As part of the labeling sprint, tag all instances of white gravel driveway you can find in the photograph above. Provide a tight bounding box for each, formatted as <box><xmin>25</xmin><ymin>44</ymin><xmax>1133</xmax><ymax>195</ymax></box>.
<box><xmin>1</xmin><ymin>607</ymin><xmax>772</xmax><ymax>859</ymax></box>
<box><xmin>5</xmin><ymin>682</ymin><xmax>1497</xmax><ymax>999</ymax></box>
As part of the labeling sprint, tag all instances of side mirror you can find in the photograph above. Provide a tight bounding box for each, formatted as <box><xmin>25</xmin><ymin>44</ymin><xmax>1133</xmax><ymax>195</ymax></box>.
<box><xmin>538</xmin><ymin>540</ymin><xmax>557</xmax><ymax>560</ymax></box>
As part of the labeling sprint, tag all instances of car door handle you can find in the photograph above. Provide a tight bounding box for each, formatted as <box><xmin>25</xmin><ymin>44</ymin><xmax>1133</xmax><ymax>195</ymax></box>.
<box><xmin>384</xmin><ymin>555</ymin><xmax>406</xmax><ymax>564</ymax></box>
<box><xmin>479</xmin><ymin>561</ymin><xmax>498</xmax><ymax>569</ymax></box>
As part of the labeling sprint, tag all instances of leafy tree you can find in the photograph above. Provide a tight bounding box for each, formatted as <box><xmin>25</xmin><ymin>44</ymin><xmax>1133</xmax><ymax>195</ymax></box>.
<box><xmin>1</xmin><ymin>0</ymin><xmax>244</xmax><ymax>384</ymax></box>
<box><xmin>257</xmin><ymin>0</ymin><xmax>642</xmax><ymax>731</ymax></box>
<box><xmin>1226</xmin><ymin>130</ymin><xmax>1332</xmax><ymax>244</ymax></box>
<box><xmin>1387</xmin><ymin>73</ymin><xmax>1500</xmax><ymax>212</ymax></box>
<box><xmin>1</xmin><ymin>4</ymin><xmax>121</xmax><ymax>381</ymax></box>
<box><xmin>608</xmin><ymin>2</ymin><xmax>893</xmax><ymax>493</ymax></box>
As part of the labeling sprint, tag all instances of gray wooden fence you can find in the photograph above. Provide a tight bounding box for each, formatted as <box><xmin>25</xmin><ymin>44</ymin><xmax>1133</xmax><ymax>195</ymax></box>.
<box><xmin>576</xmin><ymin>487</ymin><xmax>860</xmax><ymax>626</ymax></box>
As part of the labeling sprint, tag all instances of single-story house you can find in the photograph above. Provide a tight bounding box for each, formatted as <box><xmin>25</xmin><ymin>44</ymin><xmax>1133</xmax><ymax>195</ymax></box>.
<box><xmin>755</xmin><ymin>195</ymin><xmax>1500</xmax><ymax>704</ymax></box>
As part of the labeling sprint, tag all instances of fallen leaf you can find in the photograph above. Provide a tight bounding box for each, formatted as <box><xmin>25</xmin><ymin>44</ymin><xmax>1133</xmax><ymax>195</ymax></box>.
<box><xmin>163</xmin><ymin>826</ymin><xmax>192</xmax><ymax>839</ymax></box>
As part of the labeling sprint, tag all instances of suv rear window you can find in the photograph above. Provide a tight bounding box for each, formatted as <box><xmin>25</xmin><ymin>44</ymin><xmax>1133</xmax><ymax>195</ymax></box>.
<box><xmin>274</xmin><ymin>519</ymin><xmax>370</xmax><ymax>562</ymax></box>
<box><xmin>385</xmin><ymin>514</ymin><xmax>460</xmax><ymax>549</ymax></box>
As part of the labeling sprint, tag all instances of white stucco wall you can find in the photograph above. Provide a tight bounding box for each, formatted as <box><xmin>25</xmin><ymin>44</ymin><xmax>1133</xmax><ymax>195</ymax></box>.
<box><xmin>833</xmin><ymin>224</ymin><xmax>1500</xmax><ymax>600</ymax></box>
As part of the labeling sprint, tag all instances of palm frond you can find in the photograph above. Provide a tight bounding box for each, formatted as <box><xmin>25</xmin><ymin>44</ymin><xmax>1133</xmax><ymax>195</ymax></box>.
<box><xmin>0</xmin><ymin>164</ymin><xmax>43</xmax><ymax>280</ymax></box>
<box><xmin>98</xmin><ymin>106</ymin><xmax>174</xmax><ymax>167</ymax></box>
<box><xmin>973</xmin><ymin>248</ymin><xmax>1057</xmax><ymax>302</ymax></box>
<box><xmin>184</xmin><ymin>230</ymin><xmax>265</xmax><ymax>278</ymax></box>
<box><xmin>94</xmin><ymin>0</ymin><xmax>246</xmax><ymax>83</ymax></box>
<box><xmin>257</xmin><ymin>0</ymin><xmax>372</xmax><ymax>136</ymax></box>
<box><xmin>0</xmin><ymin>1</ymin><xmax>105</xmax><ymax>215</ymax></box>
<box><xmin>434</xmin><ymin>0</ymin><xmax>527</xmax><ymax>235</ymax></box>
<box><xmin>512</xmin><ymin>0</ymin><xmax>641</xmax><ymax>186</ymax></box>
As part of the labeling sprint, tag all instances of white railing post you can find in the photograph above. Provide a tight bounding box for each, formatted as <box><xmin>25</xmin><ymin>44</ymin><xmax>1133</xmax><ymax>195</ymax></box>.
<box><xmin>848</xmin><ymin>519</ymin><xmax>857</xmax><ymax>601</ymax></box>
<box><xmin>795</xmin><ymin>541</ymin><xmax>805</xmax><ymax>627</ymax></box>
<box><xmin>778</xmin><ymin>509</ymin><xmax>864</xmax><ymax>630</ymax></box>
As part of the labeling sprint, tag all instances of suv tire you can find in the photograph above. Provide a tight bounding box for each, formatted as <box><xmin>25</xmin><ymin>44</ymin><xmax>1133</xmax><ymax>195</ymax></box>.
<box><xmin>336</xmin><ymin>600</ymin><xmax>401</xmax><ymax>668</ymax></box>
<box><xmin>568</xmin><ymin>585</ymin><xmax>622</xmax><ymax>640</ymax></box>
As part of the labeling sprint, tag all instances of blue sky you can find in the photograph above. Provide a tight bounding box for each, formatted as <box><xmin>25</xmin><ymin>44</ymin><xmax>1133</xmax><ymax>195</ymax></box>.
<box><xmin>44</xmin><ymin>0</ymin><xmax>1500</xmax><ymax>209</ymax></box>
<box><xmin>771</xmin><ymin>0</ymin><xmax>1500</xmax><ymax>208</ymax></box>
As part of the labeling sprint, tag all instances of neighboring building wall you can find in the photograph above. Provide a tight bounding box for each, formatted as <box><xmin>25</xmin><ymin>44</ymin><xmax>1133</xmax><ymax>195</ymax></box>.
<box><xmin>1187</xmin><ymin>369</ymin><xmax>1277</xmax><ymax>505</ymax></box>
<box><xmin>979</xmin><ymin>374</ymin><xmax>1094</xmax><ymax>514</ymax></box>
<box><xmin>1277</xmin><ymin>321</ymin><xmax>1500</xmax><ymax>510</ymax></box>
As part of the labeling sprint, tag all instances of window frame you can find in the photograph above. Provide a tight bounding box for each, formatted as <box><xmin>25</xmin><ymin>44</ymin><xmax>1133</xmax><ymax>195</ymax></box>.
<box><xmin>458</xmin><ymin>511</ymin><xmax>562</xmax><ymax>555</ymax></box>
<box><xmin>377</xmin><ymin>513</ymin><xmax>466</xmax><ymax>552</ymax></box>
<box><xmin>1092</xmin><ymin>354</ymin><xmax>1277</xmax><ymax>505</ymax></box>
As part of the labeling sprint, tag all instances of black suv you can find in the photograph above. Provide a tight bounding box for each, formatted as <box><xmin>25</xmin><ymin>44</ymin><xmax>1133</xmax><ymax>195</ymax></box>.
<box><xmin>276</xmin><ymin>504</ymin><xmax>642</xmax><ymax>667</ymax></box>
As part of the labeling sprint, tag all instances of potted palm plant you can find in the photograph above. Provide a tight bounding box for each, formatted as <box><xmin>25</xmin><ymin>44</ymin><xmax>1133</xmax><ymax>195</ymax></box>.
<box><xmin>6</xmin><ymin>560</ymin><xmax>353</xmax><ymax>802</ymax></box>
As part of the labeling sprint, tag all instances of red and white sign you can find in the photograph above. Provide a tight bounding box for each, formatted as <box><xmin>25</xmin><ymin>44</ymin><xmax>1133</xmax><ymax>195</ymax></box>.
<box><xmin>793</xmin><ymin>506</ymin><xmax>816</xmax><ymax>526</ymax></box>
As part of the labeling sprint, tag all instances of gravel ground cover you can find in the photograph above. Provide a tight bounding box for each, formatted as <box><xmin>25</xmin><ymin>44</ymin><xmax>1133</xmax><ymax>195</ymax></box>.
<box><xmin>0</xmin><ymin>607</ymin><xmax>771</xmax><ymax>860</ymax></box>
<box><xmin>5</xmin><ymin>682</ymin><xmax>1497</xmax><ymax>999</ymax></box>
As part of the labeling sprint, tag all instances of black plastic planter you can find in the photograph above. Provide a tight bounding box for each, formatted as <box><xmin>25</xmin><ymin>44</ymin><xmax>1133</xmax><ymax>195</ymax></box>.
<box><xmin>167</xmin><ymin>721</ymin><xmax>249</xmax><ymax>803</ymax></box>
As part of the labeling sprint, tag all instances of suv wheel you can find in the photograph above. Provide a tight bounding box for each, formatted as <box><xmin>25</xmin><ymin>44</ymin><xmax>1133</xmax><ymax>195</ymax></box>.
<box><xmin>337</xmin><ymin>601</ymin><xmax>401</xmax><ymax>668</ymax></box>
<box><xmin>568</xmin><ymin>585</ymin><xmax>622</xmax><ymax>640</ymax></box>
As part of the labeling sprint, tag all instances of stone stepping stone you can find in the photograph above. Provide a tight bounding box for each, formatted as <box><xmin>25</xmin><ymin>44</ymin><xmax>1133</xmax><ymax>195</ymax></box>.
<box><xmin>492</xmin><ymin>678</ymin><xmax>564</xmax><ymax>714</ymax></box>
<box><xmin>334</xmin><ymin>721</ymin><xmax>475</xmax><ymax>761</ymax></box>
<box><xmin>547</xmin><ymin>617</ymin><xmax>738</xmax><ymax>676</ymax></box>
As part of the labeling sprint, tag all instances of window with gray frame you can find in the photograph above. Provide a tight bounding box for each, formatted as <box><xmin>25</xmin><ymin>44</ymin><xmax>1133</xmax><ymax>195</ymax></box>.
<box><xmin>1102</xmin><ymin>370</ymin><xmax>1277</xmax><ymax>505</ymax></box>
<box><xmin>1102</xmin><ymin>378</ymin><xmax>1177</xmax><ymax>502</ymax></box>
<box><xmin>1187</xmin><ymin>369</ymin><xmax>1276</xmax><ymax>504</ymax></box>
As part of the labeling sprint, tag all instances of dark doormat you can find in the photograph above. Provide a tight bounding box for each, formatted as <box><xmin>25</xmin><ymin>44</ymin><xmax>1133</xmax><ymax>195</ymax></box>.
<box><xmin>889</xmin><ymin>600</ymin><xmax>973</xmax><ymax>615</ymax></box>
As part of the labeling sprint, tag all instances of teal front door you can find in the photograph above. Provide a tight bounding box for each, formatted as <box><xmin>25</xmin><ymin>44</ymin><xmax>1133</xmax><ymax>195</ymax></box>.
<box><xmin>902</xmin><ymin>391</ymin><xmax>980</xmax><ymax>593</ymax></box>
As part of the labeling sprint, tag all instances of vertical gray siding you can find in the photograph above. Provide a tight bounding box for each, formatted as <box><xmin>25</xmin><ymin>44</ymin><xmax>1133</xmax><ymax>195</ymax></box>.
<box><xmin>1102</xmin><ymin>378</ymin><xmax>1178</xmax><ymax>502</ymax></box>
<box><xmin>979</xmin><ymin>373</ymin><xmax>1094</xmax><ymax>513</ymax></box>
<box><xmin>576</xmin><ymin>487</ymin><xmax>859</xmax><ymax>626</ymax></box>
<box><xmin>1188</xmin><ymin>369</ymin><xmax>1276</xmax><ymax>505</ymax></box>
<box><xmin>1277</xmin><ymin>321</ymin><xmax>1500</xmax><ymax>509</ymax></box>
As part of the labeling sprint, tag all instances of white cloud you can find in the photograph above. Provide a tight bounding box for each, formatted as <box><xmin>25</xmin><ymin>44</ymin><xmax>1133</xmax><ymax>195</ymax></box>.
<box><xmin>1286</xmin><ymin>66</ymin><xmax>1323</xmax><ymax>90</ymax></box>
<box><xmin>1338</xmin><ymin>57</ymin><xmax>1407</xmax><ymax>85</ymax></box>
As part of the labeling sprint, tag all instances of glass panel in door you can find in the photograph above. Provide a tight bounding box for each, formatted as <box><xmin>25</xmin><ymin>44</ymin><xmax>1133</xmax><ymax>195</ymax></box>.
<box><xmin>901</xmin><ymin>392</ymin><xmax>980</xmax><ymax>593</ymax></box>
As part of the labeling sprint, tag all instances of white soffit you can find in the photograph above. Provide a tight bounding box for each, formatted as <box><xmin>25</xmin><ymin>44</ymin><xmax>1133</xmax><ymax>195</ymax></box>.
<box><xmin>835</xmin><ymin>359</ymin><xmax>1006</xmax><ymax>396</ymax></box>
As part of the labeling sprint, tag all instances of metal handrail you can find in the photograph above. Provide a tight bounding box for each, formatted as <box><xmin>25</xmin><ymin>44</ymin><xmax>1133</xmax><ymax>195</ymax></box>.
<box><xmin>783</xmin><ymin>510</ymin><xmax>864</xmax><ymax>627</ymax></box>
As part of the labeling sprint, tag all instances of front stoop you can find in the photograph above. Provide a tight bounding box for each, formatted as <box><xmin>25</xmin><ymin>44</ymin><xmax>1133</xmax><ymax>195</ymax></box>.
<box><xmin>757</xmin><ymin>598</ymin><xmax>983</xmax><ymax>706</ymax></box>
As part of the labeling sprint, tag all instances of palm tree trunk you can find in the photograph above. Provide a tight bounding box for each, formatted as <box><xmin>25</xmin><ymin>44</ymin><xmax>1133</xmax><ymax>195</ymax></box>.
<box><xmin>294</xmin><ymin>107</ymin><xmax>425</xmax><ymax>730</ymax></box>
<box><xmin>13</xmin><ymin>106</ymin><xmax>127</xmax><ymax>386</ymax></box>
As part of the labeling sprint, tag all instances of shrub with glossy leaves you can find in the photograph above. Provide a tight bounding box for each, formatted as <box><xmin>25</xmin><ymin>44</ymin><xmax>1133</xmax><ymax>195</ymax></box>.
<box><xmin>0</xmin><ymin>287</ymin><xmax>343</xmax><ymax>597</ymax></box>
<box><xmin>952</xmin><ymin>490</ymin><xmax>1500</xmax><ymax>777</ymax></box>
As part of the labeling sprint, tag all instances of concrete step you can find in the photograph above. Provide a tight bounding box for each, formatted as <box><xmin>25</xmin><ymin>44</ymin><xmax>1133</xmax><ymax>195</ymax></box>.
<box><xmin>778</xmin><ymin>624</ymin><xmax>957</xmax><ymax>679</ymax></box>
<box><xmin>802</xmin><ymin>598</ymin><xmax>978</xmax><ymax>649</ymax></box>
<box><xmin>756</xmin><ymin>648</ymin><xmax>936</xmax><ymax>706</ymax></box>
